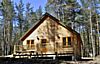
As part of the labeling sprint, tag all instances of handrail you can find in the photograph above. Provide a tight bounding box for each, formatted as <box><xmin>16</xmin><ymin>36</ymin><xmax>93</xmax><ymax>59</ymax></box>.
<box><xmin>14</xmin><ymin>43</ymin><xmax>73</xmax><ymax>53</ymax></box>
<box><xmin>14</xmin><ymin>44</ymin><xmax>35</xmax><ymax>52</ymax></box>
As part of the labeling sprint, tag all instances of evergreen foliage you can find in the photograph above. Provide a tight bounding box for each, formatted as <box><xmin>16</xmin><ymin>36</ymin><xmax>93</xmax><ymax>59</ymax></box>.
<box><xmin>0</xmin><ymin>0</ymin><xmax>100</xmax><ymax>57</ymax></box>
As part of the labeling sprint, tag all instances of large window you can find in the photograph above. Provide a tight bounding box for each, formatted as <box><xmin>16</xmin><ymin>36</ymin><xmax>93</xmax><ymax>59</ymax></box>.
<box><xmin>68</xmin><ymin>37</ymin><xmax>71</xmax><ymax>45</ymax></box>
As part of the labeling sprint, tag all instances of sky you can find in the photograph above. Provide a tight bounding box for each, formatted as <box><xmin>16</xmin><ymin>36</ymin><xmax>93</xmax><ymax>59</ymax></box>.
<box><xmin>13</xmin><ymin>0</ymin><xmax>47</xmax><ymax>12</ymax></box>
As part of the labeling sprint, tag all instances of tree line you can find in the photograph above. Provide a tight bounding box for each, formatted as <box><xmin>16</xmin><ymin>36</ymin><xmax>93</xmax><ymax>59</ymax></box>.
<box><xmin>45</xmin><ymin>0</ymin><xmax>100</xmax><ymax>57</ymax></box>
<box><xmin>0</xmin><ymin>0</ymin><xmax>42</xmax><ymax>55</ymax></box>
<box><xmin>0</xmin><ymin>0</ymin><xmax>100</xmax><ymax>57</ymax></box>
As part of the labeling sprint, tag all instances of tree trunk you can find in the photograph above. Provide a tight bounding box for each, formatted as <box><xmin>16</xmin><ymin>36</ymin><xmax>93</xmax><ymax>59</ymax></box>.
<box><xmin>3</xmin><ymin>19</ymin><xmax>12</xmax><ymax>55</ymax></box>
<box><xmin>90</xmin><ymin>10</ymin><xmax>95</xmax><ymax>57</ymax></box>
<box><xmin>96</xmin><ymin>14</ymin><xmax>100</xmax><ymax>55</ymax></box>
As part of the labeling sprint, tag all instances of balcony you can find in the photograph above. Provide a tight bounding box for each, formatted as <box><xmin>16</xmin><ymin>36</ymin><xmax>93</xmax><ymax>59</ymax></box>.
<box><xmin>14</xmin><ymin>43</ymin><xmax>73</xmax><ymax>54</ymax></box>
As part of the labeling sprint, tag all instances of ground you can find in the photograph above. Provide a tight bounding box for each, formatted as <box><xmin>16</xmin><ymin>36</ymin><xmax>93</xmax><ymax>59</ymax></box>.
<box><xmin>60</xmin><ymin>55</ymin><xmax>100</xmax><ymax>64</ymax></box>
<box><xmin>0</xmin><ymin>55</ymin><xmax>100</xmax><ymax>64</ymax></box>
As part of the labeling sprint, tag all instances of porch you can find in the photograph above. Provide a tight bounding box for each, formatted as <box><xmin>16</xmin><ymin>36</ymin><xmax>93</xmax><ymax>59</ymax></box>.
<box><xmin>13</xmin><ymin>43</ymin><xmax>74</xmax><ymax>56</ymax></box>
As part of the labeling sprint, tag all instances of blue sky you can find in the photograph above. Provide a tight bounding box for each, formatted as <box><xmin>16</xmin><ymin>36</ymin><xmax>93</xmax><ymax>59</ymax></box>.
<box><xmin>13</xmin><ymin>0</ymin><xmax>47</xmax><ymax>12</ymax></box>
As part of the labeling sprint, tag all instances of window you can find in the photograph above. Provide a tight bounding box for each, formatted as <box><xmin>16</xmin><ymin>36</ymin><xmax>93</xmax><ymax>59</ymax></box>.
<box><xmin>68</xmin><ymin>37</ymin><xmax>71</xmax><ymax>45</ymax></box>
<box><xmin>41</xmin><ymin>39</ymin><xmax>46</xmax><ymax>43</ymax></box>
<box><xmin>27</xmin><ymin>40</ymin><xmax>30</xmax><ymax>44</ymax></box>
<box><xmin>31</xmin><ymin>40</ymin><xmax>34</xmax><ymax>44</ymax></box>
<box><xmin>27</xmin><ymin>40</ymin><xmax>30</xmax><ymax>49</ymax></box>
<box><xmin>31</xmin><ymin>40</ymin><xmax>34</xmax><ymax>49</ymax></box>
<box><xmin>41</xmin><ymin>39</ymin><xmax>47</xmax><ymax>47</ymax></box>
<box><xmin>27</xmin><ymin>40</ymin><xmax>34</xmax><ymax>49</ymax></box>
<box><xmin>63</xmin><ymin>37</ymin><xmax>66</xmax><ymax>46</ymax></box>
<box><xmin>27</xmin><ymin>40</ymin><xmax>34</xmax><ymax>44</ymax></box>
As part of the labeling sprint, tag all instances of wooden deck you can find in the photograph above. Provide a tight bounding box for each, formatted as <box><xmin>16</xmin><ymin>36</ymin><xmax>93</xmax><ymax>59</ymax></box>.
<box><xmin>13</xmin><ymin>43</ymin><xmax>74</xmax><ymax>58</ymax></box>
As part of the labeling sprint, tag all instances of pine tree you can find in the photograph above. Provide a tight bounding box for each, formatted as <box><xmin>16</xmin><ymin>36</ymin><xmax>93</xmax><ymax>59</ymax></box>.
<box><xmin>16</xmin><ymin>0</ymin><xmax>24</xmax><ymax>41</ymax></box>
<box><xmin>1</xmin><ymin>0</ymin><xmax>15</xmax><ymax>55</ymax></box>
<box><xmin>36</xmin><ymin>6</ymin><xmax>42</xmax><ymax>20</ymax></box>
<box><xmin>24</xmin><ymin>3</ymin><xmax>37</xmax><ymax>32</ymax></box>
<box><xmin>45</xmin><ymin>0</ymin><xmax>80</xmax><ymax>27</ymax></box>
<box><xmin>80</xmin><ymin>0</ymin><xmax>100</xmax><ymax>57</ymax></box>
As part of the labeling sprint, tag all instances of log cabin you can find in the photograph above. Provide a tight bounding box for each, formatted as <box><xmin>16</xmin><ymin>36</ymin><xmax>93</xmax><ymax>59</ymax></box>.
<box><xmin>13</xmin><ymin>13</ymin><xmax>82</xmax><ymax>60</ymax></box>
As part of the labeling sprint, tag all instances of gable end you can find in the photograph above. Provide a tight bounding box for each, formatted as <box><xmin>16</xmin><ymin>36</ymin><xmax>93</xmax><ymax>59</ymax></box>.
<box><xmin>20</xmin><ymin>13</ymin><xmax>80</xmax><ymax>41</ymax></box>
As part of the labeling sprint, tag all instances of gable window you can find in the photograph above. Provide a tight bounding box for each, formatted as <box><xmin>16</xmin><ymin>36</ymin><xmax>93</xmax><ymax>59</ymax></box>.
<box><xmin>41</xmin><ymin>39</ymin><xmax>47</xmax><ymax>47</ymax></box>
<box><xmin>68</xmin><ymin>37</ymin><xmax>71</xmax><ymax>45</ymax></box>
<box><xmin>63</xmin><ymin>37</ymin><xmax>66</xmax><ymax>47</ymax></box>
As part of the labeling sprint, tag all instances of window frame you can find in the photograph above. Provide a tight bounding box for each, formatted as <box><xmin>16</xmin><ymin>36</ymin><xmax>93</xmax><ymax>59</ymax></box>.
<box><xmin>68</xmin><ymin>37</ymin><xmax>71</xmax><ymax>46</ymax></box>
<box><xmin>62</xmin><ymin>37</ymin><xmax>66</xmax><ymax>47</ymax></box>
<box><xmin>27</xmin><ymin>40</ymin><xmax>30</xmax><ymax>45</ymax></box>
<box><xmin>41</xmin><ymin>39</ymin><xmax>47</xmax><ymax>47</ymax></box>
<box><xmin>31</xmin><ymin>40</ymin><xmax>34</xmax><ymax>44</ymax></box>
<box><xmin>26</xmin><ymin>40</ymin><xmax>34</xmax><ymax>49</ymax></box>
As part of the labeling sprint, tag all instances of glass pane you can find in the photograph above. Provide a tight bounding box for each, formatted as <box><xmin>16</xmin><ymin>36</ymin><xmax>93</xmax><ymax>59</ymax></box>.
<box><xmin>31</xmin><ymin>40</ymin><xmax>34</xmax><ymax>44</ymax></box>
<box><xmin>68</xmin><ymin>37</ymin><xmax>71</xmax><ymax>45</ymax></box>
<box><xmin>41</xmin><ymin>39</ymin><xmax>46</xmax><ymax>47</ymax></box>
<box><xmin>41</xmin><ymin>39</ymin><xmax>46</xmax><ymax>43</ymax></box>
<box><xmin>63</xmin><ymin>37</ymin><xmax>66</xmax><ymax>45</ymax></box>
<box><xmin>27</xmin><ymin>40</ymin><xmax>30</xmax><ymax>44</ymax></box>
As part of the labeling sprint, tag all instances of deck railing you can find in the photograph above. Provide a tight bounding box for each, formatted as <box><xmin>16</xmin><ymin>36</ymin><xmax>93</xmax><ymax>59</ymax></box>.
<box><xmin>14</xmin><ymin>44</ymin><xmax>35</xmax><ymax>53</ymax></box>
<box><xmin>14</xmin><ymin>43</ymin><xmax>73</xmax><ymax>54</ymax></box>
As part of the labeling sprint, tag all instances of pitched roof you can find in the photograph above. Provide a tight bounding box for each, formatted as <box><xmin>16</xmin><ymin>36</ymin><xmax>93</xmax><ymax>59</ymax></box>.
<box><xmin>20</xmin><ymin>12</ymin><xmax>80</xmax><ymax>41</ymax></box>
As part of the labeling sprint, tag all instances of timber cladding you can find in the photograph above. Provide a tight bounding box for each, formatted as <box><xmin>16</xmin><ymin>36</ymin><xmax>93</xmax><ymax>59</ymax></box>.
<box><xmin>14</xmin><ymin>13</ymin><xmax>82</xmax><ymax>60</ymax></box>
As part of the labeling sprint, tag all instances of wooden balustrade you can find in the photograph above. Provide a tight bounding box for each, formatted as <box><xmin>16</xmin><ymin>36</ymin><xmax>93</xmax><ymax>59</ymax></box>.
<box><xmin>14</xmin><ymin>43</ymin><xmax>73</xmax><ymax>54</ymax></box>
<box><xmin>14</xmin><ymin>45</ymin><xmax>35</xmax><ymax>52</ymax></box>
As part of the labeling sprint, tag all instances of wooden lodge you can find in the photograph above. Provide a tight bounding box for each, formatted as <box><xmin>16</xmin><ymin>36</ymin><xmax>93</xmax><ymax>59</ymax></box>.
<box><xmin>13</xmin><ymin>13</ymin><xmax>82</xmax><ymax>60</ymax></box>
